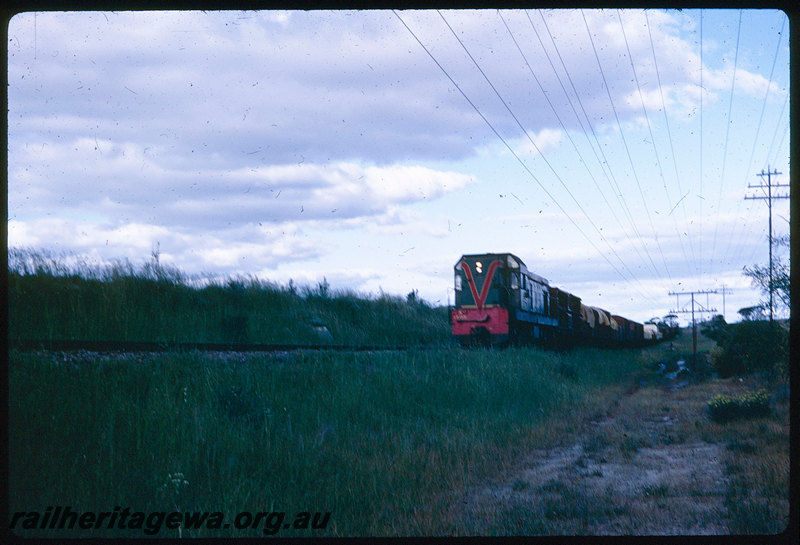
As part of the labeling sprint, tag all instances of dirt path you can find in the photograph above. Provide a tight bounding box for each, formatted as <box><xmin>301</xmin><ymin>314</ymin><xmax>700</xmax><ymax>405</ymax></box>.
<box><xmin>451</xmin><ymin>380</ymin><xmax>732</xmax><ymax>535</ymax></box>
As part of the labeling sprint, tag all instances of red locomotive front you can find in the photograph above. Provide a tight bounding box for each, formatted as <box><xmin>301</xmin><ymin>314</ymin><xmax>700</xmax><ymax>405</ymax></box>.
<box><xmin>450</xmin><ymin>254</ymin><xmax>511</xmax><ymax>345</ymax></box>
<box><xmin>451</xmin><ymin>306</ymin><xmax>510</xmax><ymax>345</ymax></box>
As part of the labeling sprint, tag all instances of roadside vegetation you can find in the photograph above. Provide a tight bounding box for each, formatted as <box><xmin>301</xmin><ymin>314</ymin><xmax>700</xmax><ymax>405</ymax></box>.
<box><xmin>10</xmin><ymin>326</ymin><xmax>789</xmax><ymax>536</ymax></box>
<box><xmin>706</xmin><ymin>318</ymin><xmax>790</xmax><ymax>379</ymax></box>
<box><xmin>7</xmin><ymin>247</ymin><xmax>789</xmax><ymax>536</ymax></box>
<box><xmin>7</xmin><ymin>247</ymin><xmax>449</xmax><ymax>346</ymax></box>
<box><xmin>10</xmin><ymin>345</ymin><xmax>654</xmax><ymax>537</ymax></box>
<box><xmin>447</xmin><ymin>324</ymin><xmax>790</xmax><ymax>535</ymax></box>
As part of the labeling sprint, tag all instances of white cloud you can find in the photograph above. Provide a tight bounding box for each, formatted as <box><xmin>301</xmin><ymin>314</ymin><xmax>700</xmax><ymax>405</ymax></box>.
<box><xmin>9</xmin><ymin>129</ymin><xmax>474</xmax><ymax>229</ymax></box>
<box><xmin>8</xmin><ymin>218</ymin><xmax>172</xmax><ymax>253</ymax></box>
<box><xmin>621</xmin><ymin>88</ymin><xmax>669</xmax><ymax>115</ymax></box>
<box><xmin>363</xmin><ymin>164</ymin><xmax>474</xmax><ymax>203</ymax></box>
<box><xmin>511</xmin><ymin>128</ymin><xmax>564</xmax><ymax>158</ymax></box>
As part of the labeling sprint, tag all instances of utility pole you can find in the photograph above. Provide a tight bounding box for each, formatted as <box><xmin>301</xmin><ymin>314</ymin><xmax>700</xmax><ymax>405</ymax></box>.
<box><xmin>719</xmin><ymin>284</ymin><xmax>733</xmax><ymax>320</ymax></box>
<box><xmin>669</xmin><ymin>289</ymin><xmax>718</xmax><ymax>367</ymax></box>
<box><xmin>745</xmin><ymin>167</ymin><xmax>789</xmax><ymax>324</ymax></box>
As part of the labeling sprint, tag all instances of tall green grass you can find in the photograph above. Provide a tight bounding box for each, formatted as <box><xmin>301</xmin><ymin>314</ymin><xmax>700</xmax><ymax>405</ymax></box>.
<box><xmin>9</xmin><ymin>345</ymin><xmax>652</xmax><ymax>537</ymax></box>
<box><xmin>7</xmin><ymin>247</ymin><xmax>449</xmax><ymax>346</ymax></box>
<box><xmin>9</xmin><ymin>247</ymin><xmax>682</xmax><ymax>536</ymax></box>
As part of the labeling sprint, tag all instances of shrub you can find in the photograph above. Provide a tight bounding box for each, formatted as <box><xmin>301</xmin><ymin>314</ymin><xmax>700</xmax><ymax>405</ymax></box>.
<box><xmin>711</xmin><ymin>321</ymin><xmax>788</xmax><ymax>377</ymax></box>
<box><xmin>707</xmin><ymin>390</ymin><xmax>770</xmax><ymax>423</ymax></box>
<box><xmin>699</xmin><ymin>314</ymin><xmax>727</xmax><ymax>341</ymax></box>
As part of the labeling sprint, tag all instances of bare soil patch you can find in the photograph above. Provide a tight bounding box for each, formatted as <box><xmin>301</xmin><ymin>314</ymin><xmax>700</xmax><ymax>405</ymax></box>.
<box><xmin>450</xmin><ymin>377</ymin><xmax>742</xmax><ymax>535</ymax></box>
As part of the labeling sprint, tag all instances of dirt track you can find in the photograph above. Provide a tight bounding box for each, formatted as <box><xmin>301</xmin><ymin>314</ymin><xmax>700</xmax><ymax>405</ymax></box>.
<box><xmin>451</xmin><ymin>378</ymin><xmax>738</xmax><ymax>535</ymax></box>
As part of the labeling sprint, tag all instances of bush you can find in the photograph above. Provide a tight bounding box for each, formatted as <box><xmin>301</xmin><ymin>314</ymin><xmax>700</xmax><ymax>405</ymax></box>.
<box><xmin>700</xmin><ymin>314</ymin><xmax>727</xmax><ymax>341</ymax></box>
<box><xmin>711</xmin><ymin>321</ymin><xmax>788</xmax><ymax>377</ymax></box>
<box><xmin>707</xmin><ymin>390</ymin><xmax>770</xmax><ymax>423</ymax></box>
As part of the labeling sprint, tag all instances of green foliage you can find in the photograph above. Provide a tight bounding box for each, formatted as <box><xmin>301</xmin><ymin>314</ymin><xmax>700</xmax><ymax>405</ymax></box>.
<box><xmin>710</xmin><ymin>321</ymin><xmax>789</xmax><ymax>378</ymax></box>
<box><xmin>742</xmin><ymin>234</ymin><xmax>790</xmax><ymax>316</ymax></box>
<box><xmin>699</xmin><ymin>315</ymin><xmax>727</xmax><ymax>341</ymax></box>
<box><xmin>7</xmin><ymin>247</ymin><xmax>450</xmax><ymax>347</ymax></box>
<box><xmin>9</xmin><ymin>346</ymin><xmax>649</xmax><ymax>537</ymax></box>
<box><xmin>707</xmin><ymin>390</ymin><xmax>770</xmax><ymax>423</ymax></box>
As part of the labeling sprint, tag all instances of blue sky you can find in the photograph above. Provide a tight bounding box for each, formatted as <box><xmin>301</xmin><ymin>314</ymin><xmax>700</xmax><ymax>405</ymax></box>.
<box><xmin>7</xmin><ymin>9</ymin><xmax>790</xmax><ymax>325</ymax></box>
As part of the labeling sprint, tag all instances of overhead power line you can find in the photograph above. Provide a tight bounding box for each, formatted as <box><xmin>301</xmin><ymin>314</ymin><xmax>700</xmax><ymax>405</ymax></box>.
<box><xmin>530</xmin><ymin>10</ymin><xmax>656</xmax><ymax>274</ymax></box>
<box><xmin>709</xmin><ymin>10</ymin><xmax>742</xmax><ymax>279</ymax></box>
<box><xmin>580</xmin><ymin>9</ymin><xmax>671</xmax><ymax>281</ymax></box>
<box><xmin>644</xmin><ymin>10</ymin><xmax>698</xmax><ymax>277</ymax></box>
<box><xmin>617</xmin><ymin>10</ymin><xmax>681</xmax><ymax>285</ymax></box>
<box><xmin>497</xmin><ymin>10</ymin><xmax>630</xmax><ymax>244</ymax></box>
<box><xmin>393</xmin><ymin>9</ymin><xmax>788</xmax><ymax>317</ymax></box>
<box><xmin>698</xmin><ymin>10</ymin><xmax>705</xmax><ymax>284</ymax></box>
<box><xmin>391</xmin><ymin>10</ymin><xmax>657</xmax><ymax>303</ymax></box>
<box><xmin>441</xmin><ymin>9</ymin><xmax>645</xmax><ymax>288</ymax></box>
<box><xmin>720</xmin><ymin>12</ymin><xmax>787</xmax><ymax>280</ymax></box>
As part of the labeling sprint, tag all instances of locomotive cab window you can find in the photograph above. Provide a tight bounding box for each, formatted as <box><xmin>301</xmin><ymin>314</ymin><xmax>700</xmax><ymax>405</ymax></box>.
<box><xmin>455</xmin><ymin>272</ymin><xmax>462</xmax><ymax>291</ymax></box>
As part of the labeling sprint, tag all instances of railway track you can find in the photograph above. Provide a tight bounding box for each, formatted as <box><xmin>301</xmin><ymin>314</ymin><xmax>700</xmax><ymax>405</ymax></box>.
<box><xmin>10</xmin><ymin>339</ymin><xmax>421</xmax><ymax>353</ymax></box>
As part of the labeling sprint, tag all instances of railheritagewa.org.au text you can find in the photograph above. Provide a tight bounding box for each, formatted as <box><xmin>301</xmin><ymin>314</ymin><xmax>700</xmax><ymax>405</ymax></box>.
<box><xmin>10</xmin><ymin>506</ymin><xmax>331</xmax><ymax>535</ymax></box>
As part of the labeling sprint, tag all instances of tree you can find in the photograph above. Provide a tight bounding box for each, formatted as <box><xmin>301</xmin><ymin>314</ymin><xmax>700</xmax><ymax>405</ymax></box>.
<box><xmin>711</xmin><ymin>320</ymin><xmax>788</xmax><ymax>378</ymax></box>
<box><xmin>700</xmin><ymin>314</ymin><xmax>727</xmax><ymax>341</ymax></box>
<box><xmin>738</xmin><ymin>306</ymin><xmax>766</xmax><ymax>321</ymax></box>
<box><xmin>742</xmin><ymin>234</ymin><xmax>789</xmax><ymax>319</ymax></box>
<box><xmin>662</xmin><ymin>314</ymin><xmax>679</xmax><ymax>328</ymax></box>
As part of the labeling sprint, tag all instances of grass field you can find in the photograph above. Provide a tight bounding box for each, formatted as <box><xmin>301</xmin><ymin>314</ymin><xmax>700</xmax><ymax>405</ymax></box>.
<box><xmin>10</xmin><ymin>344</ymin><xmax>658</xmax><ymax>537</ymax></box>
<box><xmin>10</xmin><ymin>335</ymin><xmax>790</xmax><ymax>537</ymax></box>
<box><xmin>7</xmin><ymin>248</ymin><xmax>791</xmax><ymax>537</ymax></box>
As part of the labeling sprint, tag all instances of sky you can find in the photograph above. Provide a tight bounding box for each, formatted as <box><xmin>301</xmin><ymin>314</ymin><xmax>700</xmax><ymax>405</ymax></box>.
<box><xmin>7</xmin><ymin>8</ymin><xmax>791</xmax><ymax>325</ymax></box>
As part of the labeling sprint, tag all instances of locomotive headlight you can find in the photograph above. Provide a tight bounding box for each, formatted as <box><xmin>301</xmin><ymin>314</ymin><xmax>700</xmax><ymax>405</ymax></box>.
<box><xmin>475</xmin><ymin>261</ymin><xmax>483</xmax><ymax>273</ymax></box>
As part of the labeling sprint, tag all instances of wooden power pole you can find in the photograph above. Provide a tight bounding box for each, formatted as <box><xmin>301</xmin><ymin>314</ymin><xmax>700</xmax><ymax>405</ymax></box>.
<box><xmin>745</xmin><ymin>168</ymin><xmax>789</xmax><ymax>324</ymax></box>
<box><xmin>669</xmin><ymin>289</ymin><xmax>717</xmax><ymax>367</ymax></box>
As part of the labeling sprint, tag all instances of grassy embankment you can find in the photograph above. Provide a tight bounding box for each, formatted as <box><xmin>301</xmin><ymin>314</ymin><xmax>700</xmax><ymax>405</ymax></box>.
<box><xmin>7</xmin><ymin>247</ymin><xmax>449</xmax><ymax>346</ymax></box>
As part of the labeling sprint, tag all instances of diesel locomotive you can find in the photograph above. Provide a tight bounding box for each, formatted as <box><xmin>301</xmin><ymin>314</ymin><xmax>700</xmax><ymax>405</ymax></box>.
<box><xmin>451</xmin><ymin>252</ymin><xmax>661</xmax><ymax>347</ymax></box>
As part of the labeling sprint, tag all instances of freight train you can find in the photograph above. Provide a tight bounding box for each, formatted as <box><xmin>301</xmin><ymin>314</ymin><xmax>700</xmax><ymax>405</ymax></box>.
<box><xmin>450</xmin><ymin>253</ymin><xmax>671</xmax><ymax>347</ymax></box>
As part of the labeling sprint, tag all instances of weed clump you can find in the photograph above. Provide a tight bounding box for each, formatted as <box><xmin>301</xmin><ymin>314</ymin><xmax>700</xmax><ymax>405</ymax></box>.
<box><xmin>710</xmin><ymin>321</ymin><xmax>788</xmax><ymax>378</ymax></box>
<box><xmin>707</xmin><ymin>390</ymin><xmax>770</xmax><ymax>423</ymax></box>
<box><xmin>216</xmin><ymin>386</ymin><xmax>267</xmax><ymax>427</ymax></box>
